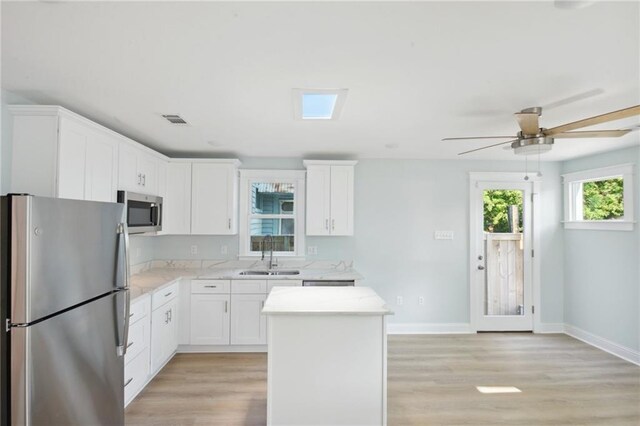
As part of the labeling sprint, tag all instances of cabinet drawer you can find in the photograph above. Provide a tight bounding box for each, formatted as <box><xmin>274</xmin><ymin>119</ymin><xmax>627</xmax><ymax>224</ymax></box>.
<box><xmin>124</xmin><ymin>347</ymin><xmax>150</xmax><ymax>407</ymax></box>
<box><xmin>129</xmin><ymin>294</ymin><xmax>150</xmax><ymax>325</ymax></box>
<box><xmin>152</xmin><ymin>281</ymin><xmax>179</xmax><ymax>310</ymax></box>
<box><xmin>232</xmin><ymin>279</ymin><xmax>267</xmax><ymax>294</ymax></box>
<box><xmin>191</xmin><ymin>279</ymin><xmax>231</xmax><ymax>294</ymax></box>
<box><xmin>267</xmin><ymin>280</ymin><xmax>303</xmax><ymax>293</ymax></box>
<box><xmin>124</xmin><ymin>316</ymin><xmax>149</xmax><ymax>364</ymax></box>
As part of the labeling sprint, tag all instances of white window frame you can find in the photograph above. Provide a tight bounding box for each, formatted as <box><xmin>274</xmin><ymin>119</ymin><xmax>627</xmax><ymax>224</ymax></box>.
<box><xmin>562</xmin><ymin>163</ymin><xmax>634</xmax><ymax>231</ymax></box>
<box><xmin>239</xmin><ymin>170</ymin><xmax>306</xmax><ymax>257</ymax></box>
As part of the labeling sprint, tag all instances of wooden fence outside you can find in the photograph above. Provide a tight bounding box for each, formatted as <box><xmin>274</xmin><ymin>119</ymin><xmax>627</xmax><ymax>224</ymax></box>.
<box><xmin>484</xmin><ymin>232</ymin><xmax>524</xmax><ymax>316</ymax></box>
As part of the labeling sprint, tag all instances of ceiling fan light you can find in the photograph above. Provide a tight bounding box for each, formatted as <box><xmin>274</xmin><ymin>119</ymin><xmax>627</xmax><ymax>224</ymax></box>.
<box><xmin>512</xmin><ymin>136</ymin><xmax>554</xmax><ymax>156</ymax></box>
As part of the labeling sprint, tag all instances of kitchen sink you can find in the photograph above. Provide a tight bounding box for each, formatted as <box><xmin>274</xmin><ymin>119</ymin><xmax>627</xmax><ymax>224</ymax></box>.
<box><xmin>239</xmin><ymin>270</ymin><xmax>300</xmax><ymax>276</ymax></box>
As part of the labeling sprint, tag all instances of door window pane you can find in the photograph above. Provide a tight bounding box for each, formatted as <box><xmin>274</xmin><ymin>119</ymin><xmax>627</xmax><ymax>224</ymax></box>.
<box><xmin>251</xmin><ymin>183</ymin><xmax>294</xmax><ymax>214</ymax></box>
<box><xmin>483</xmin><ymin>190</ymin><xmax>524</xmax><ymax>316</ymax></box>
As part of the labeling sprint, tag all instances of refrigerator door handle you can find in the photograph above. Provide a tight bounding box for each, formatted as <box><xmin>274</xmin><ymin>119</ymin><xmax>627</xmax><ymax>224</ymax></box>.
<box><xmin>116</xmin><ymin>223</ymin><xmax>131</xmax><ymax>357</ymax></box>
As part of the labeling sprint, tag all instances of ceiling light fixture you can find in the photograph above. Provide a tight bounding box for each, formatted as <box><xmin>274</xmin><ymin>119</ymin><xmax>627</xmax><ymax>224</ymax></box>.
<box><xmin>293</xmin><ymin>88</ymin><xmax>348</xmax><ymax>120</ymax></box>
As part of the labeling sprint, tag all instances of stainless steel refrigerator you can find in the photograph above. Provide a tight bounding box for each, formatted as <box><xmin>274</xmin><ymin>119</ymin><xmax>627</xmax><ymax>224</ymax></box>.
<box><xmin>0</xmin><ymin>195</ymin><xmax>130</xmax><ymax>425</ymax></box>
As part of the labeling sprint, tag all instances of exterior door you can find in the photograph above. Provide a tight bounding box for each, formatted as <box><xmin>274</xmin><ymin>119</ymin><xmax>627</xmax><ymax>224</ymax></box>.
<box><xmin>471</xmin><ymin>180</ymin><xmax>534</xmax><ymax>331</ymax></box>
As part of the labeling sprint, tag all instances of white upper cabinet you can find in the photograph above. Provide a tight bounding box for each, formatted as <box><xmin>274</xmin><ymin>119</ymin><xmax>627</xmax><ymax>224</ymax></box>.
<box><xmin>162</xmin><ymin>162</ymin><xmax>192</xmax><ymax>235</ymax></box>
<box><xmin>10</xmin><ymin>106</ymin><xmax>118</xmax><ymax>203</ymax></box>
<box><xmin>118</xmin><ymin>143</ymin><xmax>160</xmax><ymax>195</ymax></box>
<box><xmin>191</xmin><ymin>160</ymin><xmax>241</xmax><ymax>235</ymax></box>
<box><xmin>304</xmin><ymin>160</ymin><xmax>357</xmax><ymax>236</ymax></box>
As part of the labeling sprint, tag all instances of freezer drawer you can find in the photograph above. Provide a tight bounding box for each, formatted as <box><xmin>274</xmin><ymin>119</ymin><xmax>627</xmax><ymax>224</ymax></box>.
<box><xmin>11</xmin><ymin>293</ymin><xmax>125</xmax><ymax>426</ymax></box>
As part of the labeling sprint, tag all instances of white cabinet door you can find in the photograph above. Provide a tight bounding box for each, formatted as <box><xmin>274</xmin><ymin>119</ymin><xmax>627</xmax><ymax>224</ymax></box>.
<box><xmin>230</xmin><ymin>294</ymin><xmax>267</xmax><ymax>345</ymax></box>
<box><xmin>329</xmin><ymin>165</ymin><xmax>354</xmax><ymax>236</ymax></box>
<box><xmin>85</xmin><ymin>133</ymin><xmax>118</xmax><ymax>202</ymax></box>
<box><xmin>57</xmin><ymin>118</ymin><xmax>87</xmax><ymax>201</ymax></box>
<box><xmin>163</xmin><ymin>163</ymin><xmax>192</xmax><ymax>234</ymax></box>
<box><xmin>57</xmin><ymin>117</ymin><xmax>118</xmax><ymax>203</ymax></box>
<box><xmin>138</xmin><ymin>153</ymin><xmax>158</xmax><ymax>195</ymax></box>
<box><xmin>118</xmin><ymin>143</ymin><xmax>141</xmax><ymax>192</ymax></box>
<box><xmin>191</xmin><ymin>163</ymin><xmax>237</xmax><ymax>235</ymax></box>
<box><xmin>306</xmin><ymin>165</ymin><xmax>331</xmax><ymax>236</ymax></box>
<box><xmin>177</xmin><ymin>280</ymin><xmax>191</xmax><ymax>346</ymax></box>
<box><xmin>190</xmin><ymin>294</ymin><xmax>230</xmax><ymax>345</ymax></box>
<box><xmin>150</xmin><ymin>298</ymin><xmax>178</xmax><ymax>373</ymax></box>
<box><xmin>157</xmin><ymin>159</ymin><xmax>167</xmax><ymax>198</ymax></box>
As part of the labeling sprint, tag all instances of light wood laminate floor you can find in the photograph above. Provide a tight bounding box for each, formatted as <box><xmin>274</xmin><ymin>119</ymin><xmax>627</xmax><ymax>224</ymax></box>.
<box><xmin>125</xmin><ymin>334</ymin><xmax>640</xmax><ymax>425</ymax></box>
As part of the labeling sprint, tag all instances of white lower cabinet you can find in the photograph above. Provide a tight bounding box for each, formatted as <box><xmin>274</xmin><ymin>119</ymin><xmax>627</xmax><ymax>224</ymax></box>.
<box><xmin>230</xmin><ymin>294</ymin><xmax>268</xmax><ymax>345</ymax></box>
<box><xmin>124</xmin><ymin>294</ymin><xmax>151</xmax><ymax>407</ymax></box>
<box><xmin>150</xmin><ymin>296</ymin><xmax>179</xmax><ymax>373</ymax></box>
<box><xmin>190</xmin><ymin>294</ymin><xmax>230</xmax><ymax>345</ymax></box>
<box><xmin>124</xmin><ymin>347</ymin><xmax>150</xmax><ymax>406</ymax></box>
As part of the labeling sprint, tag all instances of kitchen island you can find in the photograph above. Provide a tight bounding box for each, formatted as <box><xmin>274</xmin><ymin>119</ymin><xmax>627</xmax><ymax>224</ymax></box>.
<box><xmin>263</xmin><ymin>286</ymin><xmax>392</xmax><ymax>426</ymax></box>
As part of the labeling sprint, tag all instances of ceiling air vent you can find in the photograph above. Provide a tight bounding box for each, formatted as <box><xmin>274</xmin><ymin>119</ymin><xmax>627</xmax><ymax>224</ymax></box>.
<box><xmin>161</xmin><ymin>114</ymin><xmax>189</xmax><ymax>125</ymax></box>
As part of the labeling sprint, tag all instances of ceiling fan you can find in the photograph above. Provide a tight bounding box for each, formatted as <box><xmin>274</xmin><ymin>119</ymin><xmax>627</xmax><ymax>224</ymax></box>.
<box><xmin>444</xmin><ymin>104</ymin><xmax>640</xmax><ymax>156</ymax></box>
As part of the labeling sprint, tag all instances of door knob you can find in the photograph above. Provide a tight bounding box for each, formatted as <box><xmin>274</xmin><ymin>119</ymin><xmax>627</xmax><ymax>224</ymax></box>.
<box><xmin>477</xmin><ymin>265</ymin><xmax>485</xmax><ymax>270</ymax></box>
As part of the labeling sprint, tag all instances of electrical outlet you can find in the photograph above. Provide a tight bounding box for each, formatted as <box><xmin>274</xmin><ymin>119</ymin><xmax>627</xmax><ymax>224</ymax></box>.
<box><xmin>396</xmin><ymin>296</ymin><xmax>403</xmax><ymax>306</ymax></box>
<box><xmin>307</xmin><ymin>246</ymin><xmax>318</xmax><ymax>255</ymax></box>
<box><xmin>434</xmin><ymin>231</ymin><xmax>454</xmax><ymax>240</ymax></box>
<box><xmin>221</xmin><ymin>245</ymin><xmax>228</xmax><ymax>255</ymax></box>
<box><xmin>419</xmin><ymin>296</ymin><xmax>425</xmax><ymax>306</ymax></box>
<box><xmin>190</xmin><ymin>245</ymin><xmax>198</xmax><ymax>255</ymax></box>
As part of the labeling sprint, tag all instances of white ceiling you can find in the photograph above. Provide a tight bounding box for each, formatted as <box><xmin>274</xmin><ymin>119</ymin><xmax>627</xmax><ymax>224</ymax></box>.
<box><xmin>2</xmin><ymin>1</ymin><xmax>639</xmax><ymax>161</ymax></box>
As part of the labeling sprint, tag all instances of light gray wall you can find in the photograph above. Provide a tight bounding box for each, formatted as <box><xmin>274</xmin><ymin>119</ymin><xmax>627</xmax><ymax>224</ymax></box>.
<box><xmin>1</xmin><ymin>89</ymin><xmax>35</xmax><ymax>194</ymax></box>
<box><xmin>144</xmin><ymin>157</ymin><xmax>565</xmax><ymax>326</ymax></box>
<box><xmin>562</xmin><ymin>146</ymin><xmax>640</xmax><ymax>351</ymax></box>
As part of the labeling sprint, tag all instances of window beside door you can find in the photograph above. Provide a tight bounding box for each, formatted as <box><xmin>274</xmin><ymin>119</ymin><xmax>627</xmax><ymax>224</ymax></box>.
<box><xmin>563</xmin><ymin>163</ymin><xmax>634</xmax><ymax>231</ymax></box>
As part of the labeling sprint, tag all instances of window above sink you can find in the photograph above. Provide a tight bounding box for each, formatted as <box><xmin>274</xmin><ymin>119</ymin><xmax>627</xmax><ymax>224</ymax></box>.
<box><xmin>239</xmin><ymin>170</ymin><xmax>306</xmax><ymax>257</ymax></box>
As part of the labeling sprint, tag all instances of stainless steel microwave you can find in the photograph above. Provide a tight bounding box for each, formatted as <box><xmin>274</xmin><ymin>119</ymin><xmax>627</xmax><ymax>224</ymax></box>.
<box><xmin>117</xmin><ymin>191</ymin><xmax>163</xmax><ymax>234</ymax></box>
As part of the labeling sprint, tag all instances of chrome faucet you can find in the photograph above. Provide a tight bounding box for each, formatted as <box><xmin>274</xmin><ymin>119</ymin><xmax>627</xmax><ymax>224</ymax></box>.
<box><xmin>261</xmin><ymin>235</ymin><xmax>277</xmax><ymax>269</ymax></box>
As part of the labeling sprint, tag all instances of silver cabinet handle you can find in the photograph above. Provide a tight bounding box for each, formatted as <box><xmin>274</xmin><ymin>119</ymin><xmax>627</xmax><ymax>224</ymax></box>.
<box><xmin>228</xmin><ymin>218</ymin><xmax>231</xmax><ymax>229</ymax></box>
<box><xmin>477</xmin><ymin>265</ymin><xmax>485</xmax><ymax>270</ymax></box>
<box><xmin>137</xmin><ymin>173</ymin><xmax>141</xmax><ymax>185</ymax></box>
<box><xmin>325</xmin><ymin>219</ymin><xmax>329</xmax><ymax>230</ymax></box>
<box><xmin>142</xmin><ymin>174</ymin><xmax>146</xmax><ymax>186</ymax></box>
<box><xmin>204</xmin><ymin>285</ymin><xmax>217</xmax><ymax>288</ymax></box>
<box><xmin>165</xmin><ymin>310</ymin><xmax>170</xmax><ymax>324</ymax></box>
<box><xmin>125</xmin><ymin>377</ymin><xmax>133</xmax><ymax>387</ymax></box>
<box><xmin>129</xmin><ymin>312</ymin><xmax>134</xmax><ymax>318</ymax></box>
<box><xmin>168</xmin><ymin>308</ymin><xmax>172</xmax><ymax>323</ymax></box>
<box><xmin>164</xmin><ymin>291</ymin><xmax>173</xmax><ymax>297</ymax></box>
<box><xmin>331</xmin><ymin>219</ymin><xmax>335</xmax><ymax>231</ymax></box>
<box><xmin>224</xmin><ymin>301</ymin><xmax>228</xmax><ymax>313</ymax></box>
<box><xmin>127</xmin><ymin>341</ymin><xmax>134</xmax><ymax>349</ymax></box>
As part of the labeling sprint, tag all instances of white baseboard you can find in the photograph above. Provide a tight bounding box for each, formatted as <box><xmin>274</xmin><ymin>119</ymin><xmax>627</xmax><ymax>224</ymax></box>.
<box><xmin>178</xmin><ymin>344</ymin><xmax>267</xmax><ymax>353</ymax></box>
<box><xmin>564</xmin><ymin>323</ymin><xmax>640</xmax><ymax>366</ymax></box>
<box><xmin>387</xmin><ymin>322</ymin><xmax>473</xmax><ymax>334</ymax></box>
<box><xmin>536</xmin><ymin>322</ymin><xmax>565</xmax><ymax>333</ymax></box>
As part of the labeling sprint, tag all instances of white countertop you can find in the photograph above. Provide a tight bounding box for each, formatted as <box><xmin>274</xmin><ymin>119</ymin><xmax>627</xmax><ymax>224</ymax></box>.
<box><xmin>129</xmin><ymin>260</ymin><xmax>363</xmax><ymax>302</ymax></box>
<box><xmin>262</xmin><ymin>286</ymin><xmax>392</xmax><ymax>316</ymax></box>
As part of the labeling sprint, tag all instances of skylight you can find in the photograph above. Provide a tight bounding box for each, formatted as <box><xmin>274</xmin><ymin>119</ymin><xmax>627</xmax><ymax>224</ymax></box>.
<box><xmin>302</xmin><ymin>93</ymin><xmax>338</xmax><ymax>119</ymax></box>
<box><xmin>293</xmin><ymin>89</ymin><xmax>348</xmax><ymax>121</ymax></box>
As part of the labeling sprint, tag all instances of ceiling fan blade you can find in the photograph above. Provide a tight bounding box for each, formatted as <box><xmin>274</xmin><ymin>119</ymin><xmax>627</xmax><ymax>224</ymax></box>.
<box><xmin>545</xmin><ymin>105</ymin><xmax>640</xmax><ymax>135</ymax></box>
<box><xmin>542</xmin><ymin>88</ymin><xmax>604</xmax><ymax>110</ymax></box>
<box><xmin>458</xmin><ymin>139</ymin><xmax>517</xmax><ymax>156</ymax></box>
<box><xmin>442</xmin><ymin>136</ymin><xmax>514</xmax><ymax>141</ymax></box>
<box><xmin>514</xmin><ymin>112</ymin><xmax>540</xmax><ymax>135</ymax></box>
<box><xmin>552</xmin><ymin>130</ymin><xmax>631</xmax><ymax>139</ymax></box>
